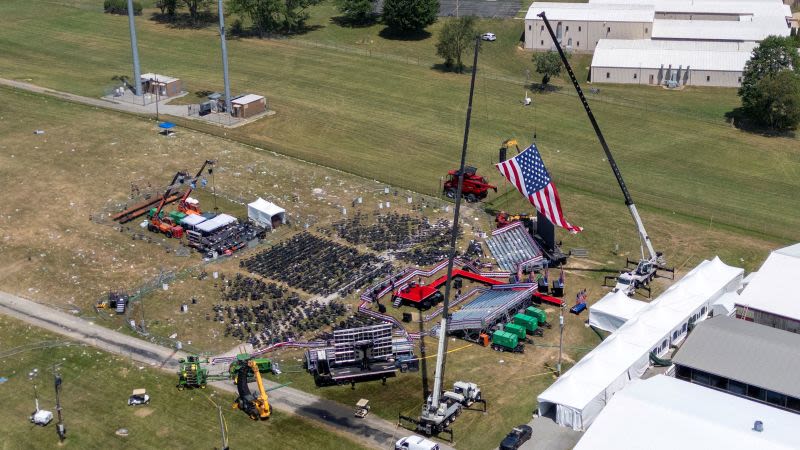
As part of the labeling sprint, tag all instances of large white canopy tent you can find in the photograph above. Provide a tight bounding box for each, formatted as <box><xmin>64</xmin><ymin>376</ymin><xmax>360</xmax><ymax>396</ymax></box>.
<box><xmin>588</xmin><ymin>290</ymin><xmax>648</xmax><ymax>332</ymax></box>
<box><xmin>537</xmin><ymin>257</ymin><xmax>743</xmax><ymax>430</ymax></box>
<box><xmin>735</xmin><ymin>243</ymin><xmax>800</xmax><ymax>332</ymax></box>
<box><xmin>574</xmin><ymin>375</ymin><xmax>800</xmax><ymax>450</ymax></box>
<box><xmin>247</xmin><ymin>198</ymin><xmax>286</xmax><ymax>230</ymax></box>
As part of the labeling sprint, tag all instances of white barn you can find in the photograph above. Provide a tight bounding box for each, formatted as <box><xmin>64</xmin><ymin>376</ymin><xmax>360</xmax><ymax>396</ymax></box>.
<box><xmin>524</xmin><ymin>0</ymin><xmax>793</xmax><ymax>87</ymax></box>
<box><xmin>590</xmin><ymin>39</ymin><xmax>757</xmax><ymax>87</ymax></box>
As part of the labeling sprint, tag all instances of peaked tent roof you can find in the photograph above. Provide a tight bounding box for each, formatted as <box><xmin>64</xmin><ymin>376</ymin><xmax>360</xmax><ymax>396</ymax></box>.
<box><xmin>588</xmin><ymin>290</ymin><xmax>648</xmax><ymax>332</ymax></box>
<box><xmin>248</xmin><ymin>198</ymin><xmax>285</xmax><ymax>217</ymax></box>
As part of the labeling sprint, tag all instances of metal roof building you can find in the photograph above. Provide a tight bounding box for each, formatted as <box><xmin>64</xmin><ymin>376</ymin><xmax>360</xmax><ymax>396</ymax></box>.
<box><xmin>525</xmin><ymin>0</ymin><xmax>792</xmax><ymax>85</ymax></box>
<box><xmin>573</xmin><ymin>375</ymin><xmax>800</xmax><ymax>450</ymax></box>
<box><xmin>591</xmin><ymin>39</ymin><xmax>758</xmax><ymax>87</ymax></box>
<box><xmin>525</xmin><ymin>2</ymin><xmax>655</xmax><ymax>22</ymax></box>
<box><xmin>673</xmin><ymin>315</ymin><xmax>800</xmax><ymax>413</ymax></box>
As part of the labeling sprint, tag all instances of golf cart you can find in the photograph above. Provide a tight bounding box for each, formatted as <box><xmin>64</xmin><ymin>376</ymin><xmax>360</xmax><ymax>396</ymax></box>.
<box><xmin>354</xmin><ymin>398</ymin><xmax>370</xmax><ymax>418</ymax></box>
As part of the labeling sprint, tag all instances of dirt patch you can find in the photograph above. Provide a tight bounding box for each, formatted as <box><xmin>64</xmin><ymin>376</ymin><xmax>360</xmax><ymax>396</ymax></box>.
<box><xmin>133</xmin><ymin>407</ymin><xmax>153</xmax><ymax>418</ymax></box>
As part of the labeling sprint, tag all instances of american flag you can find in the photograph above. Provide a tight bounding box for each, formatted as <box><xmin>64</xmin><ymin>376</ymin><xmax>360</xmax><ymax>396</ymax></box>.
<box><xmin>496</xmin><ymin>144</ymin><xmax>582</xmax><ymax>233</ymax></box>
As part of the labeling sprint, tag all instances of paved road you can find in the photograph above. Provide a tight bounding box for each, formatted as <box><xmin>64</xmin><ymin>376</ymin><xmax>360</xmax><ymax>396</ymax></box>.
<box><xmin>0</xmin><ymin>78</ymin><xmax>187</xmax><ymax>117</ymax></box>
<box><xmin>0</xmin><ymin>291</ymin><xmax>452</xmax><ymax>450</ymax></box>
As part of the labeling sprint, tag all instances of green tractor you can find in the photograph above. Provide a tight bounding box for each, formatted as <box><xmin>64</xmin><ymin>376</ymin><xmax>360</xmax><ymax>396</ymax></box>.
<box><xmin>228</xmin><ymin>353</ymin><xmax>276</xmax><ymax>381</ymax></box>
<box><xmin>177</xmin><ymin>355</ymin><xmax>210</xmax><ymax>389</ymax></box>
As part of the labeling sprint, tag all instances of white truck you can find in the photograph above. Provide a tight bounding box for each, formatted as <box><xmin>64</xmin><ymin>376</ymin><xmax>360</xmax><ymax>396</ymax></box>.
<box><xmin>395</xmin><ymin>435</ymin><xmax>440</xmax><ymax>450</ymax></box>
<box><xmin>612</xmin><ymin>260</ymin><xmax>657</xmax><ymax>296</ymax></box>
<box><xmin>442</xmin><ymin>381</ymin><xmax>482</xmax><ymax>408</ymax></box>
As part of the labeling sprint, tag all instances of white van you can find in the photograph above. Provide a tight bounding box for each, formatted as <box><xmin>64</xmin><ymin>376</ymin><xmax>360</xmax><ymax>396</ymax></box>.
<box><xmin>395</xmin><ymin>435</ymin><xmax>439</xmax><ymax>450</ymax></box>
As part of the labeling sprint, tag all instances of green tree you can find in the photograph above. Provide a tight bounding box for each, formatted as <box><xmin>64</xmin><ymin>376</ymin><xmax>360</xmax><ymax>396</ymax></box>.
<box><xmin>435</xmin><ymin>16</ymin><xmax>477</xmax><ymax>73</ymax></box>
<box><xmin>746</xmin><ymin>70</ymin><xmax>800</xmax><ymax>131</ymax></box>
<box><xmin>532</xmin><ymin>51</ymin><xmax>562</xmax><ymax>88</ymax></box>
<box><xmin>382</xmin><ymin>0</ymin><xmax>439</xmax><ymax>34</ymax></box>
<box><xmin>182</xmin><ymin>0</ymin><xmax>212</xmax><ymax>26</ymax></box>
<box><xmin>157</xmin><ymin>0</ymin><xmax>179</xmax><ymax>16</ymax></box>
<box><xmin>334</xmin><ymin>0</ymin><xmax>376</xmax><ymax>25</ymax></box>
<box><xmin>739</xmin><ymin>36</ymin><xmax>800</xmax><ymax>105</ymax></box>
<box><xmin>229</xmin><ymin>0</ymin><xmax>321</xmax><ymax>35</ymax></box>
<box><xmin>104</xmin><ymin>0</ymin><xmax>142</xmax><ymax>15</ymax></box>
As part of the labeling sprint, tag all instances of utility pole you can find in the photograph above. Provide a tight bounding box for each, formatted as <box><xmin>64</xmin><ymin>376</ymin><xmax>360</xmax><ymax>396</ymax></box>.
<box><xmin>53</xmin><ymin>365</ymin><xmax>66</xmax><ymax>442</ymax></box>
<box><xmin>218</xmin><ymin>0</ymin><xmax>233</xmax><ymax>120</ymax></box>
<box><xmin>126</xmin><ymin>0</ymin><xmax>142</xmax><ymax>99</ymax></box>
<box><xmin>557</xmin><ymin>307</ymin><xmax>564</xmax><ymax>376</ymax></box>
<box><xmin>152</xmin><ymin>77</ymin><xmax>160</xmax><ymax>122</ymax></box>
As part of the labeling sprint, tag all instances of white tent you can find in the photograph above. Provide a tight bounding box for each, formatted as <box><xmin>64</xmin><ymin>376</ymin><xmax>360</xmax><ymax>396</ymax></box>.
<box><xmin>589</xmin><ymin>291</ymin><xmax>648</xmax><ymax>332</ymax></box>
<box><xmin>736</xmin><ymin>243</ymin><xmax>800</xmax><ymax>331</ymax></box>
<box><xmin>247</xmin><ymin>198</ymin><xmax>286</xmax><ymax>230</ymax></box>
<box><xmin>711</xmin><ymin>291</ymin><xmax>739</xmax><ymax>317</ymax></box>
<box><xmin>196</xmin><ymin>213</ymin><xmax>237</xmax><ymax>234</ymax></box>
<box><xmin>180</xmin><ymin>214</ymin><xmax>207</xmax><ymax>228</ymax></box>
<box><xmin>574</xmin><ymin>375</ymin><xmax>800</xmax><ymax>450</ymax></box>
<box><xmin>537</xmin><ymin>257</ymin><xmax>743</xmax><ymax>430</ymax></box>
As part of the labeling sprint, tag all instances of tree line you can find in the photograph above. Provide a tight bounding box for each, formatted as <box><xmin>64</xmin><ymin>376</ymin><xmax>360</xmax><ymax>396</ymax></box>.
<box><xmin>104</xmin><ymin>0</ymin><xmax>442</xmax><ymax>35</ymax></box>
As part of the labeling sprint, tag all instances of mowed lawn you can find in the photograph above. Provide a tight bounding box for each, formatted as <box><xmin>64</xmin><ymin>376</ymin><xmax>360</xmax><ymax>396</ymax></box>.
<box><xmin>0</xmin><ymin>0</ymin><xmax>797</xmax><ymax>242</ymax></box>
<box><xmin>0</xmin><ymin>315</ymin><xmax>366</xmax><ymax>450</ymax></box>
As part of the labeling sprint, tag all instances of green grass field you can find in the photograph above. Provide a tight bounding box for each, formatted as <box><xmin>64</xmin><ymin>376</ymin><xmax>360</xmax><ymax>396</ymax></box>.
<box><xmin>0</xmin><ymin>315</ymin><xmax>367</xmax><ymax>450</ymax></box>
<box><xmin>0</xmin><ymin>0</ymin><xmax>797</xmax><ymax>243</ymax></box>
<box><xmin>0</xmin><ymin>2</ymin><xmax>797</xmax><ymax>448</ymax></box>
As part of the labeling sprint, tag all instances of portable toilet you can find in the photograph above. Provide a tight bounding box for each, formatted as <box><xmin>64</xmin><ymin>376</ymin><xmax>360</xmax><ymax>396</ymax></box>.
<box><xmin>513</xmin><ymin>314</ymin><xmax>539</xmax><ymax>334</ymax></box>
<box><xmin>504</xmin><ymin>323</ymin><xmax>527</xmax><ymax>340</ymax></box>
<box><xmin>526</xmin><ymin>306</ymin><xmax>547</xmax><ymax>326</ymax></box>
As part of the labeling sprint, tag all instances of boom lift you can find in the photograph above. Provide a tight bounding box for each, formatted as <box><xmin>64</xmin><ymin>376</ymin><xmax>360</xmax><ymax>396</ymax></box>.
<box><xmin>178</xmin><ymin>159</ymin><xmax>215</xmax><ymax>215</ymax></box>
<box><xmin>148</xmin><ymin>171</ymin><xmax>185</xmax><ymax>239</ymax></box>
<box><xmin>537</xmin><ymin>13</ymin><xmax>673</xmax><ymax>296</ymax></box>
<box><xmin>232</xmin><ymin>358</ymin><xmax>271</xmax><ymax>420</ymax></box>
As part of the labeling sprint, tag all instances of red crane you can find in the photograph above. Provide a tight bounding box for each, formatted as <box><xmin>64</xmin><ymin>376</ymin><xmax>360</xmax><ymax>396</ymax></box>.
<box><xmin>148</xmin><ymin>171</ymin><xmax>186</xmax><ymax>239</ymax></box>
<box><xmin>178</xmin><ymin>159</ymin><xmax>215</xmax><ymax>215</ymax></box>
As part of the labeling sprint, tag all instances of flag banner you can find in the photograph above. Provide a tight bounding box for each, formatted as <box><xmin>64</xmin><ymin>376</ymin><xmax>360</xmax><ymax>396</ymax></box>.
<box><xmin>496</xmin><ymin>143</ymin><xmax>582</xmax><ymax>233</ymax></box>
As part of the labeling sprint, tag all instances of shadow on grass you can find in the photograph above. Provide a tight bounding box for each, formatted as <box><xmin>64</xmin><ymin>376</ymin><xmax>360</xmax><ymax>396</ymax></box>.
<box><xmin>379</xmin><ymin>27</ymin><xmax>432</xmax><ymax>41</ymax></box>
<box><xmin>330</xmin><ymin>15</ymin><xmax>379</xmax><ymax>28</ymax></box>
<box><xmin>723</xmin><ymin>107</ymin><xmax>797</xmax><ymax>138</ymax></box>
<box><xmin>149</xmin><ymin>12</ymin><xmax>218</xmax><ymax>29</ymax></box>
<box><xmin>530</xmin><ymin>83</ymin><xmax>563</xmax><ymax>94</ymax></box>
<box><xmin>430</xmin><ymin>62</ymin><xmax>471</xmax><ymax>74</ymax></box>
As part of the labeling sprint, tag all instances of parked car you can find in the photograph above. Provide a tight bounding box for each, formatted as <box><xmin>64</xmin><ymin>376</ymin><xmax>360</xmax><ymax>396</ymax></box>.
<box><xmin>395</xmin><ymin>435</ymin><xmax>439</xmax><ymax>450</ymax></box>
<box><xmin>499</xmin><ymin>424</ymin><xmax>533</xmax><ymax>450</ymax></box>
<box><xmin>127</xmin><ymin>388</ymin><xmax>150</xmax><ymax>406</ymax></box>
<box><xmin>481</xmin><ymin>32</ymin><xmax>497</xmax><ymax>41</ymax></box>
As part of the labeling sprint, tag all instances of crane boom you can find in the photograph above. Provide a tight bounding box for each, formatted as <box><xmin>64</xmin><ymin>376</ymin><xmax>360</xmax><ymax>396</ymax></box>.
<box><xmin>249</xmin><ymin>360</ymin><xmax>271</xmax><ymax>419</ymax></box>
<box><xmin>179</xmin><ymin>160</ymin><xmax>214</xmax><ymax>214</ymax></box>
<box><xmin>154</xmin><ymin>171</ymin><xmax>185</xmax><ymax>219</ymax></box>
<box><xmin>537</xmin><ymin>12</ymin><xmax>657</xmax><ymax>262</ymax></box>
<box><xmin>429</xmin><ymin>36</ymin><xmax>481</xmax><ymax>415</ymax></box>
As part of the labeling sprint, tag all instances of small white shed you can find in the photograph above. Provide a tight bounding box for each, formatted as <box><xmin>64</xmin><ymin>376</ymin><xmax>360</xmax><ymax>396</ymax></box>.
<box><xmin>247</xmin><ymin>198</ymin><xmax>286</xmax><ymax>230</ymax></box>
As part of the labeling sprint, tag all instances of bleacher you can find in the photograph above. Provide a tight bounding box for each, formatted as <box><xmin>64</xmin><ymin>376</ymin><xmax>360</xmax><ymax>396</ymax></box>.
<box><xmin>486</xmin><ymin>222</ymin><xmax>544</xmax><ymax>271</ymax></box>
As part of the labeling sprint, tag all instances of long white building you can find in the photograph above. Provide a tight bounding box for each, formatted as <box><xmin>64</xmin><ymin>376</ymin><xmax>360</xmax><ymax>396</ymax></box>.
<box><xmin>524</xmin><ymin>0</ymin><xmax>793</xmax><ymax>87</ymax></box>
